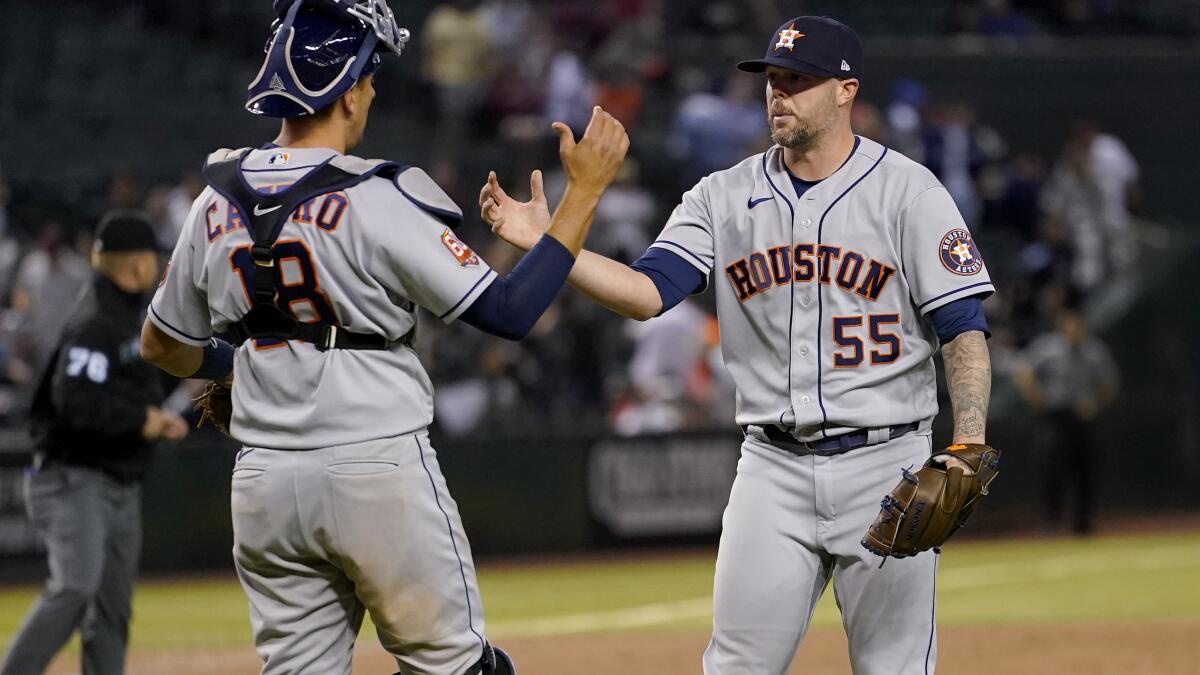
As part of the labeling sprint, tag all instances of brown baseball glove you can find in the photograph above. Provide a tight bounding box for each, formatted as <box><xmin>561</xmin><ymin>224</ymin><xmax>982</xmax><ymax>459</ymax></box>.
<box><xmin>861</xmin><ymin>443</ymin><xmax>1000</xmax><ymax>560</ymax></box>
<box><xmin>194</xmin><ymin>380</ymin><xmax>233</xmax><ymax>437</ymax></box>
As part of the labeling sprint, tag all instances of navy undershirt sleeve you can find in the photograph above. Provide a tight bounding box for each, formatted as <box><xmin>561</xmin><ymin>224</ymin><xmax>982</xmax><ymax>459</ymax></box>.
<box><xmin>929</xmin><ymin>296</ymin><xmax>991</xmax><ymax>344</ymax></box>
<box><xmin>459</xmin><ymin>235</ymin><xmax>576</xmax><ymax>340</ymax></box>
<box><xmin>629</xmin><ymin>247</ymin><xmax>707</xmax><ymax>315</ymax></box>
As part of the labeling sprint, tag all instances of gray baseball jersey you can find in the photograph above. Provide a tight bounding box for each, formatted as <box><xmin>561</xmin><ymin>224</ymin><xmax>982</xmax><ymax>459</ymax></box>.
<box><xmin>150</xmin><ymin>147</ymin><xmax>498</xmax><ymax>449</ymax></box>
<box><xmin>650</xmin><ymin>136</ymin><xmax>993</xmax><ymax>440</ymax></box>
<box><xmin>151</xmin><ymin>147</ymin><xmax>497</xmax><ymax>674</ymax></box>
<box><xmin>648</xmin><ymin>136</ymin><xmax>993</xmax><ymax>675</ymax></box>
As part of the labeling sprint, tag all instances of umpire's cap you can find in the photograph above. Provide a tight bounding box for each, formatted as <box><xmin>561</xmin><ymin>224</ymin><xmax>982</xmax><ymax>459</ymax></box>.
<box><xmin>246</xmin><ymin>0</ymin><xmax>411</xmax><ymax>118</ymax></box>
<box><xmin>93</xmin><ymin>210</ymin><xmax>159</xmax><ymax>254</ymax></box>
<box><xmin>738</xmin><ymin>16</ymin><xmax>863</xmax><ymax>81</ymax></box>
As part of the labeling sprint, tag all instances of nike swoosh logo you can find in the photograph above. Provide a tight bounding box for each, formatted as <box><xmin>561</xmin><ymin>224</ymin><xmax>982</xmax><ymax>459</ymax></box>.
<box><xmin>253</xmin><ymin>204</ymin><xmax>283</xmax><ymax>216</ymax></box>
<box><xmin>747</xmin><ymin>196</ymin><xmax>773</xmax><ymax>209</ymax></box>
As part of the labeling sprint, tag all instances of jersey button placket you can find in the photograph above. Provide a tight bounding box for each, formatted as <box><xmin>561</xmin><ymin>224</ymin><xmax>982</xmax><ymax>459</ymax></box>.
<box><xmin>800</xmin><ymin>199</ymin><xmax>833</xmax><ymax>541</ymax></box>
<box><xmin>790</xmin><ymin>206</ymin><xmax>819</xmax><ymax>423</ymax></box>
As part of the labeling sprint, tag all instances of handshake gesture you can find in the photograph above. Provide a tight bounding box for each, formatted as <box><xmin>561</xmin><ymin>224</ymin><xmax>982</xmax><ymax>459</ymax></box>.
<box><xmin>481</xmin><ymin>106</ymin><xmax>629</xmax><ymax>253</ymax></box>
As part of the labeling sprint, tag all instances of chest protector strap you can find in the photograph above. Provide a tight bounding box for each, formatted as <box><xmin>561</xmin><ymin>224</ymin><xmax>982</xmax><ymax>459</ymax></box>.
<box><xmin>203</xmin><ymin>149</ymin><xmax>405</xmax><ymax>351</ymax></box>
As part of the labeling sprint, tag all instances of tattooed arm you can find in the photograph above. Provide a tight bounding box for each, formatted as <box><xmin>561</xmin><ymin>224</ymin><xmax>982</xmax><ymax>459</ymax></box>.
<box><xmin>942</xmin><ymin>329</ymin><xmax>992</xmax><ymax>447</ymax></box>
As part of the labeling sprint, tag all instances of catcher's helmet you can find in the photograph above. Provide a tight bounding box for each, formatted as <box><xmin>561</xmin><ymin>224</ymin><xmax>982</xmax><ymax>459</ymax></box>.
<box><xmin>246</xmin><ymin>0</ymin><xmax>410</xmax><ymax>118</ymax></box>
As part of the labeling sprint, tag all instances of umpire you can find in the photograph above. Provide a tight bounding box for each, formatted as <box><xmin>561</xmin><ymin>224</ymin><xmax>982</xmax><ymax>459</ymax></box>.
<box><xmin>1</xmin><ymin>211</ymin><xmax>188</xmax><ymax>675</ymax></box>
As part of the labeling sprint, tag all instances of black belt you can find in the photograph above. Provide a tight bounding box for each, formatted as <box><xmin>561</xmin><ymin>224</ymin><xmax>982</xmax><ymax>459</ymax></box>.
<box><xmin>742</xmin><ymin>422</ymin><xmax>918</xmax><ymax>456</ymax></box>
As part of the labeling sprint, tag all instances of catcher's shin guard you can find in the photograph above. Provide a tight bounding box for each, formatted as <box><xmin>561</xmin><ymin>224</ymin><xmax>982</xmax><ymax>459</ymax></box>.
<box><xmin>395</xmin><ymin>643</ymin><xmax>514</xmax><ymax>675</ymax></box>
<box><xmin>470</xmin><ymin>643</ymin><xmax>515</xmax><ymax>675</ymax></box>
<box><xmin>484</xmin><ymin>645</ymin><xmax>515</xmax><ymax>675</ymax></box>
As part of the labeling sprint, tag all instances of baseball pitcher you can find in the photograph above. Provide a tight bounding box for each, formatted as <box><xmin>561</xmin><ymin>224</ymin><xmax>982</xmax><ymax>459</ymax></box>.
<box><xmin>483</xmin><ymin>16</ymin><xmax>998</xmax><ymax>675</ymax></box>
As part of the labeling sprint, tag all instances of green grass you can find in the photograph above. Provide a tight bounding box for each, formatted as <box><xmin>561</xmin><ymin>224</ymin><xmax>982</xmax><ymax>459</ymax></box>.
<box><xmin>2</xmin><ymin>532</ymin><xmax>1198</xmax><ymax>652</ymax></box>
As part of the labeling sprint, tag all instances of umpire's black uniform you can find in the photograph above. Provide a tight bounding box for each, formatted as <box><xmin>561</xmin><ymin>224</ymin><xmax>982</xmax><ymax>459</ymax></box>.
<box><xmin>1</xmin><ymin>214</ymin><xmax>176</xmax><ymax>675</ymax></box>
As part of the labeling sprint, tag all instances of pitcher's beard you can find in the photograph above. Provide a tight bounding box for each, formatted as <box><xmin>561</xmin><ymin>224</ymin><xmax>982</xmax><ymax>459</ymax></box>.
<box><xmin>771</xmin><ymin>124</ymin><xmax>824</xmax><ymax>152</ymax></box>
<box><xmin>769</xmin><ymin>91</ymin><xmax>838</xmax><ymax>152</ymax></box>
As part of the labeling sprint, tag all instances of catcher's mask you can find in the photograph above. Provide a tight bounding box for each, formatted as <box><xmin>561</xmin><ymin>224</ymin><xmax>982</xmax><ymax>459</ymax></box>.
<box><xmin>246</xmin><ymin>0</ymin><xmax>410</xmax><ymax>118</ymax></box>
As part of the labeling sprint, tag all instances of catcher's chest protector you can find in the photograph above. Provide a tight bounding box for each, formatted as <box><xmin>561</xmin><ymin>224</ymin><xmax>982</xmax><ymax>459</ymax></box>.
<box><xmin>202</xmin><ymin>149</ymin><xmax>403</xmax><ymax>351</ymax></box>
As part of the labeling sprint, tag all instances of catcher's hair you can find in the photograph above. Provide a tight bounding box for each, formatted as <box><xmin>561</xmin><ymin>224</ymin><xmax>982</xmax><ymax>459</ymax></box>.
<box><xmin>300</xmin><ymin>101</ymin><xmax>338</xmax><ymax>123</ymax></box>
<box><xmin>284</xmin><ymin>74</ymin><xmax>374</xmax><ymax>133</ymax></box>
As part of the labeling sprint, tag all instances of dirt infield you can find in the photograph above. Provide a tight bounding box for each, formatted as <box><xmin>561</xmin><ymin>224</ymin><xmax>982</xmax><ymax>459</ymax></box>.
<box><xmin>43</xmin><ymin>619</ymin><xmax>1200</xmax><ymax>674</ymax></box>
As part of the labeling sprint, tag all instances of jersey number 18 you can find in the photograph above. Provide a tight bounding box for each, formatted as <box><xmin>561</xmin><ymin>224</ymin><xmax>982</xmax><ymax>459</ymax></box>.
<box><xmin>230</xmin><ymin>241</ymin><xmax>339</xmax><ymax>349</ymax></box>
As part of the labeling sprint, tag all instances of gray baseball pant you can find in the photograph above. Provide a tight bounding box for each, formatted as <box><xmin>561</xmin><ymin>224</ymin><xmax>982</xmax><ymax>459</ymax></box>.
<box><xmin>0</xmin><ymin>463</ymin><xmax>141</xmax><ymax>675</ymax></box>
<box><xmin>231</xmin><ymin>430</ymin><xmax>487</xmax><ymax>675</ymax></box>
<box><xmin>703</xmin><ymin>431</ymin><xmax>939</xmax><ymax>675</ymax></box>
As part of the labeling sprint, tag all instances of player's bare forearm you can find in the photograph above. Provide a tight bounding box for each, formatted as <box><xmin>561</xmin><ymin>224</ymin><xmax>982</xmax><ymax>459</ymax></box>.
<box><xmin>140</xmin><ymin>319</ymin><xmax>203</xmax><ymax>377</ymax></box>
<box><xmin>942</xmin><ymin>330</ymin><xmax>991</xmax><ymax>445</ymax></box>
<box><xmin>544</xmin><ymin>184</ymin><xmax>603</xmax><ymax>255</ymax></box>
<box><xmin>567</xmin><ymin>250</ymin><xmax>663</xmax><ymax>320</ymax></box>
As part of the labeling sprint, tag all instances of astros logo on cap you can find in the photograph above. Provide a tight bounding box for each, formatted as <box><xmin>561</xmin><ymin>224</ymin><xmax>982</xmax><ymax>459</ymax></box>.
<box><xmin>939</xmin><ymin>229</ymin><xmax>984</xmax><ymax>275</ymax></box>
<box><xmin>775</xmin><ymin>23</ymin><xmax>805</xmax><ymax>50</ymax></box>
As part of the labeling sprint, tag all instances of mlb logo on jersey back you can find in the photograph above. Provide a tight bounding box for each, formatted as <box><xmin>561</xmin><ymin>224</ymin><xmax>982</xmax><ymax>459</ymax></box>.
<box><xmin>939</xmin><ymin>229</ymin><xmax>984</xmax><ymax>275</ymax></box>
<box><xmin>267</xmin><ymin>152</ymin><xmax>290</xmax><ymax>166</ymax></box>
<box><xmin>440</xmin><ymin>229</ymin><xmax>479</xmax><ymax>267</ymax></box>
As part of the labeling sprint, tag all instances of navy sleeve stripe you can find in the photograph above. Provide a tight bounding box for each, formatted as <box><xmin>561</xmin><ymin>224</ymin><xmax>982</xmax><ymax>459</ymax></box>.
<box><xmin>630</xmin><ymin>247</ymin><xmax>707</xmax><ymax>315</ymax></box>
<box><xmin>929</xmin><ymin>297</ymin><xmax>990</xmax><ymax>343</ymax></box>
<box><xmin>917</xmin><ymin>281</ymin><xmax>994</xmax><ymax>310</ymax></box>
<box><xmin>438</xmin><ymin>269</ymin><xmax>497</xmax><ymax>320</ymax></box>
<box><xmin>149</xmin><ymin>305</ymin><xmax>211</xmax><ymax>342</ymax></box>
<box><xmin>653</xmin><ymin>240</ymin><xmax>709</xmax><ymax>272</ymax></box>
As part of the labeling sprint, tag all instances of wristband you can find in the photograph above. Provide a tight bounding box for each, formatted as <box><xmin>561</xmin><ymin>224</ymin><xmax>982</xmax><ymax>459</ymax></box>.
<box><xmin>191</xmin><ymin>338</ymin><xmax>235</xmax><ymax>380</ymax></box>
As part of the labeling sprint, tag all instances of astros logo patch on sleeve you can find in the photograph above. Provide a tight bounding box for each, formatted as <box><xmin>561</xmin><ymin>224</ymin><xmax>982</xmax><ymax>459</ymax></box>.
<box><xmin>939</xmin><ymin>229</ymin><xmax>984</xmax><ymax>275</ymax></box>
<box><xmin>440</xmin><ymin>229</ymin><xmax>479</xmax><ymax>267</ymax></box>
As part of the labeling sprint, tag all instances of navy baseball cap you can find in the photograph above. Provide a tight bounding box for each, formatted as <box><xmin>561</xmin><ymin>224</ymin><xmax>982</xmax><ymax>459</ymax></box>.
<box><xmin>737</xmin><ymin>16</ymin><xmax>863</xmax><ymax>80</ymax></box>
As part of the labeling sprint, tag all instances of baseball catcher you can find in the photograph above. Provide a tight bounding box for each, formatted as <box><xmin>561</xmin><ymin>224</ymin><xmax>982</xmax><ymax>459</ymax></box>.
<box><xmin>139</xmin><ymin>0</ymin><xmax>628</xmax><ymax>672</ymax></box>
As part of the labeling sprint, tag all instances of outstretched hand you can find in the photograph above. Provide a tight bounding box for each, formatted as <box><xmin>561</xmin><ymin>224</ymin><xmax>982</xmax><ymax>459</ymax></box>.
<box><xmin>479</xmin><ymin>169</ymin><xmax>550</xmax><ymax>252</ymax></box>
<box><xmin>480</xmin><ymin>106</ymin><xmax>629</xmax><ymax>253</ymax></box>
<box><xmin>552</xmin><ymin>106</ymin><xmax>629</xmax><ymax>195</ymax></box>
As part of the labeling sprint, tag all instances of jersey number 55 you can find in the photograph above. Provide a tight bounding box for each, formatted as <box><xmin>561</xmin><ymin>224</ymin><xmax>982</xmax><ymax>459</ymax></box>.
<box><xmin>832</xmin><ymin>314</ymin><xmax>900</xmax><ymax>368</ymax></box>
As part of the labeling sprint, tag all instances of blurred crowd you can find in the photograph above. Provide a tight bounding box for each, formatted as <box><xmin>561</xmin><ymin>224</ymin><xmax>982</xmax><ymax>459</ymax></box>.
<box><xmin>0</xmin><ymin>164</ymin><xmax>206</xmax><ymax>426</ymax></box>
<box><xmin>0</xmin><ymin>0</ymin><xmax>1153</xmax><ymax>441</ymax></box>
<box><xmin>407</xmin><ymin>0</ymin><xmax>1146</xmax><ymax>438</ymax></box>
<box><xmin>945</xmin><ymin>0</ymin><xmax>1199</xmax><ymax>38</ymax></box>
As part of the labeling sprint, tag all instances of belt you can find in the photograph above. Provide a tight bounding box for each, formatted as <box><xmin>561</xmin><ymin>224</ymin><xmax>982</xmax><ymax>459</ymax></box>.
<box><xmin>741</xmin><ymin>422</ymin><xmax>918</xmax><ymax>457</ymax></box>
